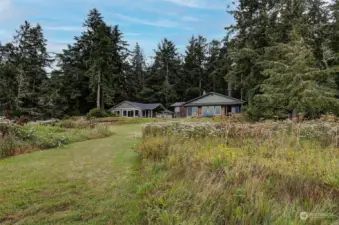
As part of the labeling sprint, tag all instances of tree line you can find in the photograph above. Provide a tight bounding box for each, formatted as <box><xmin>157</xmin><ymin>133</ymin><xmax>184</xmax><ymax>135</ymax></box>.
<box><xmin>0</xmin><ymin>0</ymin><xmax>338</xmax><ymax>120</ymax></box>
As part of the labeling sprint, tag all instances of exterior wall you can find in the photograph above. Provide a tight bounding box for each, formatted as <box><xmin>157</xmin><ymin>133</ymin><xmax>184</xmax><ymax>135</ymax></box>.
<box><xmin>156</xmin><ymin>112</ymin><xmax>173</xmax><ymax>118</ymax></box>
<box><xmin>186</xmin><ymin>104</ymin><xmax>242</xmax><ymax>118</ymax></box>
<box><xmin>221</xmin><ymin>106</ymin><xmax>226</xmax><ymax>116</ymax></box>
<box><xmin>174</xmin><ymin>106</ymin><xmax>187</xmax><ymax>118</ymax></box>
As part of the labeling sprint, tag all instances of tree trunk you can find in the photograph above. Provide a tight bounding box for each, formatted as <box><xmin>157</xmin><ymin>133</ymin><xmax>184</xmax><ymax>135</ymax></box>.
<box><xmin>97</xmin><ymin>69</ymin><xmax>101</xmax><ymax>109</ymax></box>
<box><xmin>100</xmin><ymin>86</ymin><xmax>104</xmax><ymax>110</ymax></box>
<box><xmin>228</xmin><ymin>78</ymin><xmax>232</xmax><ymax>97</ymax></box>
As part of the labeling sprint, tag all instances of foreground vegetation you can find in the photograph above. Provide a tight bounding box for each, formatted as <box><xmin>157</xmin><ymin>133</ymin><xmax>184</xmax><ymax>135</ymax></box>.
<box><xmin>2</xmin><ymin>118</ymin><xmax>339</xmax><ymax>224</ymax></box>
<box><xmin>134</xmin><ymin>120</ymin><xmax>339</xmax><ymax>224</ymax></box>
<box><xmin>0</xmin><ymin>120</ymin><xmax>113</xmax><ymax>158</ymax></box>
<box><xmin>0</xmin><ymin>124</ymin><xmax>142</xmax><ymax>224</ymax></box>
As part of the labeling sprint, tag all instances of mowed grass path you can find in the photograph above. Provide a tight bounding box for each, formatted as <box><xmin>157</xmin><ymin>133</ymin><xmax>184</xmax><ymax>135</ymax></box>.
<box><xmin>0</xmin><ymin>124</ymin><xmax>143</xmax><ymax>225</ymax></box>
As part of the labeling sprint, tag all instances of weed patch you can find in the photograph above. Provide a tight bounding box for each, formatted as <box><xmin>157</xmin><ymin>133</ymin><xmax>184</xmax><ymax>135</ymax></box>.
<box><xmin>134</xmin><ymin>121</ymin><xmax>339</xmax><ymax>224</ymax></box>
<box><xmin>0</xmin><ymin>123</ymin><xmax>113</xmax><ymax>158</ymax></box>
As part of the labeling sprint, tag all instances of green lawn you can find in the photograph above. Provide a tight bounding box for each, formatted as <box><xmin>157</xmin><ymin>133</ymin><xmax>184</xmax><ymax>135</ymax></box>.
<box><xmin>0</xmin><ymin>124</ymin><xmax>143</xmax><ymax>225</ymax></box>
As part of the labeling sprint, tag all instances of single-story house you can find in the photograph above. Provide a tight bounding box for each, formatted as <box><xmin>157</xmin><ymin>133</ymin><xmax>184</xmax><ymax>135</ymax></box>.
<box><xmin>171</xmin><ymin>102</ymin><xmax>186</xmax><ymax>118</ymax></box>
<box><xmin>110</xmin><ymin>101</ymin><xmax>173</xmax><ymax>118</ymax></box>
<box><xmin>173</xmin><ymin>92</ymin><xmax>245</xmax><ymax>118</ymax></box>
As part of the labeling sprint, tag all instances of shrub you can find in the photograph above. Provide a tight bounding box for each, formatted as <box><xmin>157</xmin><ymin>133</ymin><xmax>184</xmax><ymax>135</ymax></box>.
<box><xmin>59</xmin><ymin>118</ymin><xmax>94</xmax><ymax>129</ymax></box>
<box><xmin>0</xmin><ymin>123</ymin><xmax>114</xmax><ymax>159</ymax></box>
<box><xmin>0</xmin><ymin>135</ymin><xmax>19</xmax><ymax>157</ymax></box>
<box><xmin>135</xmin><ymin>120</ymin><xmax>339</xmax><ymax>224</ymax></box>
<box><xmin>86</xmin><ymin>108</ymin><xmax>109</xmax><ymax>119</ymax></box>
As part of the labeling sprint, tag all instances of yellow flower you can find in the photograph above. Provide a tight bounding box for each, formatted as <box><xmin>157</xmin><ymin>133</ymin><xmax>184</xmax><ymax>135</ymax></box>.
<box><xmin>218</xmin><ymin>154</ymin><xmax>222</xmax><ymax>159</ymax></box>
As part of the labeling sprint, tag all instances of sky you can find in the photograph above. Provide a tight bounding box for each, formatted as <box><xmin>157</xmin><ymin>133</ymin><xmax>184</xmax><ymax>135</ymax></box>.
<box><xmin>0</xmin><ymin>0</ymin><xmax>234</xmax><ymax>58</ymax></box>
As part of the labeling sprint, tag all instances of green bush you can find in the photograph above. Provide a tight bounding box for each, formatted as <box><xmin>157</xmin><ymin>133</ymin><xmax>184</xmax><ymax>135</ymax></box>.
<box><xmin>0</xmin><ymin>135</ymin><xmax>19</xmax><ymax>157</ymax></box>
<box><xmin>86</xmin><ymin>108</ymin><xmax>109</xmax><ymax>119</ymax></box>
<box><xmin>0</xmin><ymin>123</ymin><xmax>114</xmax><ymax>159</ymax></box>
<box><xmin>59</xmin><ymin>118</ymin><xmax>94</xmax><ymax>129</ymax></box>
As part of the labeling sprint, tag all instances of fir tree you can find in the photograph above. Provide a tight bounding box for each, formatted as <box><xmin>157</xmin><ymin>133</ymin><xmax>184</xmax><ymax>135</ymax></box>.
<box><xmin>249</xmin><ymin>36</ymin><xmax>338</xmax><ymax>119</ymax></box>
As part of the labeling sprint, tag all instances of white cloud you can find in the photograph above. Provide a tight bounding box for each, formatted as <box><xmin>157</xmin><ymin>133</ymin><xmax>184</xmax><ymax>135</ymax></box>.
<box><xmin>114</xmin><ymin>13</ymin><xmax>178</xmax><ymax>28</ymax></box>
<box><xmin>47</xmin><ymin>42</ymin><xmax>69</xmax><ymax>53</ymax></box>
<box><xmin>44</xmin><ymin>26</ymin><xmax>83</xmax><ymax>32</ymax></box>
<box><xmin>164</xmin><ymin>0</ymin><xmax>225</xmax><ymax>9</ymax></box>
<box><xmin>124</xmin><ymin>32</ymin><xmax>141</xmax><ymax>36</ymax></box>
<box><xmin>0</xmin><ymin>0</ymin><xmax>13</xmax><ymax>20</ymax></box>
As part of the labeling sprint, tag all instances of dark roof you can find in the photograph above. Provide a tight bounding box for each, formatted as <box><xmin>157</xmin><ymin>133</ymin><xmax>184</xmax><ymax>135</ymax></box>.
<box><xmin>183</xmin><ymin>92</ymin><xmax>245</xmax><ymax>107</ymax></box>
<box><xmin>127</xmin><ymin>101</ymin><xmax>165</xmax><ymax>110</ymax></box>
<box><xmin>111</xmin><ymin>101</ymin><xmax>166</xmax><ymax>110</ymax></box>
<box><xmin>171</xmin><ymin>102</ymin><xmax>185</xmax><ymax>107</ymax></box>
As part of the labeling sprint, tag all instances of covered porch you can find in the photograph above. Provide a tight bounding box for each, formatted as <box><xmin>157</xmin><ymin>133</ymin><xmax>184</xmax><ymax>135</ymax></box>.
<box><xmin>113</xmin><ymin>109</ymin><xmax>155</xmax><ymax>118</ymax></box>
<box><xmin>111</xmin><ymin>101</ymin><xmax>172</xmax><ymax>118</ymax></box>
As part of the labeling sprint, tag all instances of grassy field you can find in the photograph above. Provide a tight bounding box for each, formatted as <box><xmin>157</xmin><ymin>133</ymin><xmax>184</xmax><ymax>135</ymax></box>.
<box><xmin>0</xmin><ymin>124</ymin><xmax>143</xmax><ymax>224</ymax></box>
<box><xmin>2</xmin><ymin>119</ymin><xmax>339</xmax><ymax>224</ymax></box>
<box><xmin>134</xmin><ymin>121</ymin><xmax>339</xmax><ymax>224</ymax></box>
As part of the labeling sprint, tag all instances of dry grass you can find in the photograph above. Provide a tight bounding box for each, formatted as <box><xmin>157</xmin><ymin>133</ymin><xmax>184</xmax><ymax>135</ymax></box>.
<box><xmin>134</xmin><ymin>120</ymin><xmax>339</xmax><ymax>224</ymax></box>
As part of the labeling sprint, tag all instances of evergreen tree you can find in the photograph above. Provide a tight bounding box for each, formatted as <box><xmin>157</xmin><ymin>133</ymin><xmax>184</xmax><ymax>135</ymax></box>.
<box><xmin>0</xmin><ymin>21</ymin><xmax>51</xmax><ymax>117</ymax></box>
<box><xmin>81</xmin><ymin>9</ymin><xmax>113</xmax><ymax>109</ymax></box>
<box><xmin>248</xmin><ymin>36</ymin><xmax>338</xmax><ymax>119</ymax></box>
<box><xmin>205</xmin><ymin>39</ymin><xmax>228</xmax><ymax>93</ymax></box>
<box><xmin>143</xmin><ymin>38</ymin><xmax>181</xmax><ymax>106</ymax></box>
<box><xmin>130</xmin><ymin>42</ymin><xmax>146</xmax><ymax>100</ymax></box>
<box><xmin>109</xmin><ymin>25</ymin><xmax>130</xmax><ymax>105</ymax></box>
<box><xmin>183</xmin><ymin>35</ymin><xmax>208</xmax><ymax>100</ymax></box>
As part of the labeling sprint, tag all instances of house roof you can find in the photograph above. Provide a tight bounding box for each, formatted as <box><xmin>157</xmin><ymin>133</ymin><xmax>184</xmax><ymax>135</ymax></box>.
<box><xmin>171</xmin><ymin>102</ymin><xmax>185</xmax><ymax>107</ymax></box>
<box><xmin>157</xmin><ymin>109</ymin><xmax>174</xmax><ymax>114</ymax></box>
<box><xmin>183</xmin><ymin>92</ymin><xmax>245</xmax><ymax>107</ymax></box>
<box><xmin>127</xmin><ymin>101</ymin><xmax>165</xmax><ymax>110</ymax></box>
<box><xmin>111</xmin><ymin>101</ymin><xmax>166</xmax><ymax>110</ymax></box>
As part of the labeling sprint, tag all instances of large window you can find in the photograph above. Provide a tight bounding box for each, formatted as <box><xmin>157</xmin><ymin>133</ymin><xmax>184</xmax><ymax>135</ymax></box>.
<box><xmin>231</xmin><ymin>106</ymin><xmax>240</xmax><ymax>113</ymax></box>
<box><xmin>214</xmin><ymin>106</ymin><xmax>221</xmax><ymax>115</ymax></box>
<box><xmin>188</xmin><ymin>107</ymin><xmax>198</xmax><ymax>117</ymax></box>
<box><xmin>202</xmin><ymin>106</ymin><xmax>214</xmax><ymax>117</ymax></box>
<box><xmin>123</xmin><ymin>110</ymin><xmax>127</xmax><ymax>117</ymax></box>
<box><xmin>202</xmin><ymin>106</ymin><xmax>221</xmax><ymax>116</ymax></box>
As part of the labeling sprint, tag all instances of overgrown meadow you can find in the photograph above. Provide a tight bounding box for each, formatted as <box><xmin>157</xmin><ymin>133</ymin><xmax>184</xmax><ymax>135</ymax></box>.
<box><xmin>0</xmin><ymin>118</ymin><xmax>113</xmax><ymax>158</ymax></box>
<box><xmin>134</xmin><ymin>120</ymin><xmax>339</xmax><ymax>224</ymax></box>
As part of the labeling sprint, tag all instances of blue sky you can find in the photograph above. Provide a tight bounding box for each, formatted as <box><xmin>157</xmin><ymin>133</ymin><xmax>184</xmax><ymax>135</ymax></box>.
<box><xmin>0</xmin><ymin>0</ymin><xmax>234</xmax><ymax>58</ymax></box>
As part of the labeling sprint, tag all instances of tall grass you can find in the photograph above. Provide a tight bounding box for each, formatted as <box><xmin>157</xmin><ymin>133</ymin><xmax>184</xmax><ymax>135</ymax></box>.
<box><xmin>0</xmin><ymin>123</ymin><xmax>113</xmax><ymax>158</ymax></box>
<box><xmin>134</xmin><ymin>120</ymin><xmax>339</xmax><ymax>224</ymax></box>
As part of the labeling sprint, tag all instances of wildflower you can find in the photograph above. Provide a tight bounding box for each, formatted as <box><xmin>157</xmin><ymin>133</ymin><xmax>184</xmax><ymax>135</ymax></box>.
<box><xmin>218</xmin><ymin>154</ymin><xmax>222</xmax><ymax>159</ymax></box>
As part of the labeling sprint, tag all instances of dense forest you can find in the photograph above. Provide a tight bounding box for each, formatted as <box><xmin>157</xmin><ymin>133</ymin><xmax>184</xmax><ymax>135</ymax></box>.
<box><xmin>0</xmin><ymin>0</ymin><xmax>338</xmax><ymax>120</ymax></box>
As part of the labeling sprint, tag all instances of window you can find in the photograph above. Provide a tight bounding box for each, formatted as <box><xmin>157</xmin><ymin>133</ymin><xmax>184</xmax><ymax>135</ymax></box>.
<box><xmin>232</xmin><ymin>106</ymin><xmax>240</xmax><ymax>113</ymax></box>
<box><xmin>203</xmin><ymin>106</ymin><xmax>214</xmax><ymax>117</ymax></box>
<box><xmin>214</xmin><ymin>106</ymin><xmax>221</xmax><ymax>115</ymax></box>
<box><xmin>188</xmin><ymin>107</ymin><xmax>198</xmax><ymax>117</ymax></box>
<box><xmin>123</xmin><ymin>110</ymin><xmax>127</xmax><ymax>117</ymax></box>
<box><xmin>135</xmin><ymin>110</ymin><xmax>139</xmax><ymax>117</ymax></box>
<box><xmin>192</xmin><ymin>107</ymin><xmax>198</xmax><ymax>116</ymax></box>
<box><xmin>128</xmin><ymin>111</ymin><xmax>133</xmax><ymax>117</ymax></box>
